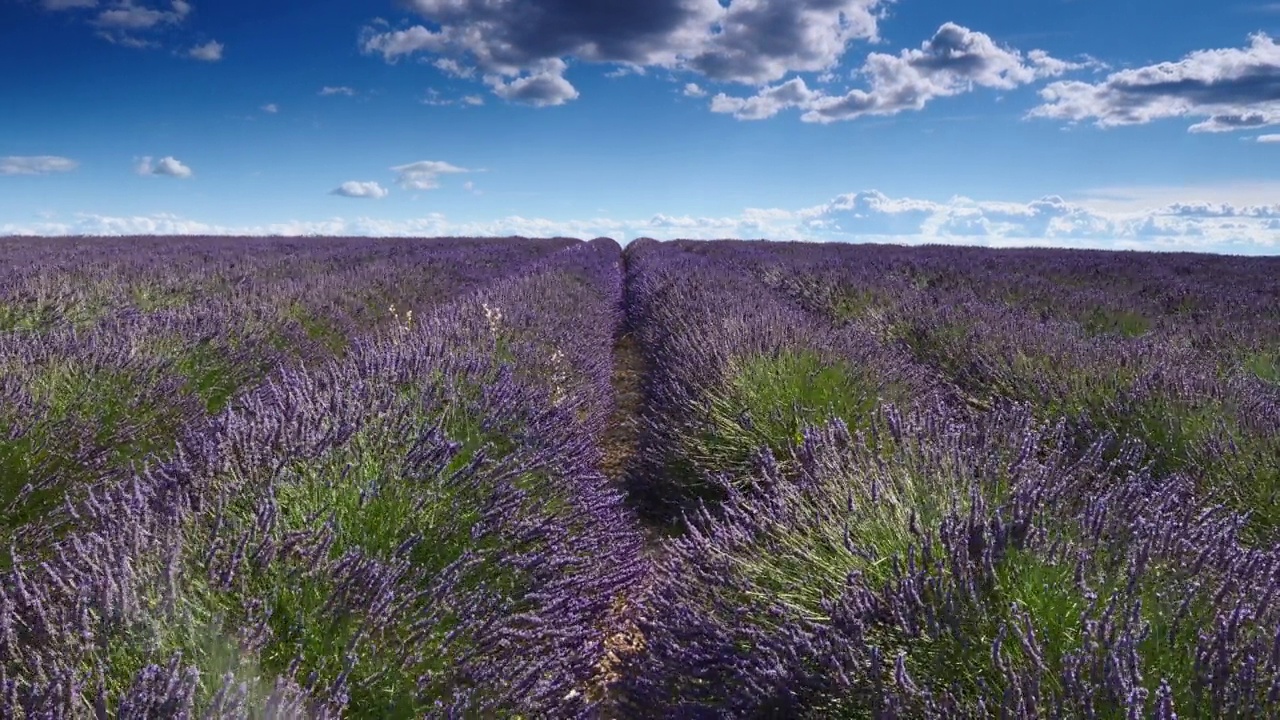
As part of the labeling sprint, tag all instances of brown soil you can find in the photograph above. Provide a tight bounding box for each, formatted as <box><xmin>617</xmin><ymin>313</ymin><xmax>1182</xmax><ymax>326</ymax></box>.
<box><xmin>599</xmin><ymin>331</ymin><xmax>645</xmax><ymax>482</ymax></box>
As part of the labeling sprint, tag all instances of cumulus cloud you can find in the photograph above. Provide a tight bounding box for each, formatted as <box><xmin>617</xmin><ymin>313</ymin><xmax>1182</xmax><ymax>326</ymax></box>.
<box><xmin>0</xmin><ymin>156</ymin><xmax>79</xmax><ymax>175</ymax></box>
<box><xmin>1259</xmin><ymin>133</ymin><xmax>1280</xmax><ymax>142</ymax></box>
<box><xmin>484</xmin><ymin>58</ymin><xmax>579</xmax><ymax>106</ymax></box>
<box><xmin>188</xmin><ymin>40</ymin><xmax>223</xmax><ymax>61</ymax></box>
<box><xmin>135</xmin><ymin>155</ymin><xmax>193</xmax><ymax>178</ymax></box>
<box><xmin>710</xmin><ymin>23</ymin><xmax>1079</xmax><ymax>122</ymax></box>
<box><xmin>390</xmin><ymin>160</ymin><xmax>470</xmax><ymax>190</ymax></box>
<box><xmin>682</xmin><ymin>82</ymin><xmax>707</xmax><ymax>97</ymax></box>
<box><xmin>331</xmin><ymin>181</ymin><xmax>390</xmax><ymax>199</ymax></box>
<box><xmin>319</xmin><ymin>86</ymin><xmax>356</xmax><ymax>96</ymax></box>
<box><xmin>361</xmin><ymin>0</ymin><xmax>889</xmax><ymax>104</ymax></box>
<box><xmin>1029</xmin><ymin>32</ymin><xmax>1280</xmax><ymax>132</ymax></box>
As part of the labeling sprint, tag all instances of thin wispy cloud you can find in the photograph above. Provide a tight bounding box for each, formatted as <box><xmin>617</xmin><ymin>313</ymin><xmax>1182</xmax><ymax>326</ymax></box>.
<box><xmin>319</xmin><ymin>86</ymin><xmax>356</xmax><ymax>96</ymax></box>
<box><xmin>0</xmin><ymin>156</ymin><xmax>79</xmax><ymax>175</ymax></box>
<box><xmin>390</xmin><ymin>160</ymin><xmax>470</xmax><ymax>190</ymax></box>
<box><xmin>94</xmin><ymin>0</ymin><xmax>190</xmax><ymax>30</ymax></box>
<box><xmin>40</xmin><ymin>0</ymin><xmax>98</xmax><ymax>9</ymax></box>
<box><xmin>261</xmin><ymin>103</ymin><xmax>279</xmax><ymax>113</ymax></box>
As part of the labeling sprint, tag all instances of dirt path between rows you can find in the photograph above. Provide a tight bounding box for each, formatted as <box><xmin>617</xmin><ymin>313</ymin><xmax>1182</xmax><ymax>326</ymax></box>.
<box><xmin>599</xmin><ymin>330</ymin><xmax>645</xmax><ymax>484</ymax></box>
<box><xmin>587</xmin><ymin>261</ymin><xmax>656</xmax><ymax>715</ymax></box>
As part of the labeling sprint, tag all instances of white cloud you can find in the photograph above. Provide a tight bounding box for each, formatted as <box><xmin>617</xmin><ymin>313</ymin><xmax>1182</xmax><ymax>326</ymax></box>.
<box><xmin>95</xmin><ymin>0</ymin><xmax>190</xmax><ymax>30</ymax></box>
<box><xmin>1029</xmin><ymin>32</ymin><xmax>1280</xmax><ymax>132</ymax></box>
<box><xmin>319</xmin><ymin>86</ymin><xmax>356</xmax><ymax>96</ymax></box>
<box><xmin>0</xmin><ymin>156</ymin><xmax>79</xmax><ymax>175</ymax></box>
<box><xmin>710</xmin><ymin>23</ymin><xmax>1078</xmax><ymax>122</ymax></box>
<box><xmin>1259</xmin><ymin>134</ymin><xmax>1280</xmax><ymax>142</ymax></box>
<box><xmin>8</xmin><ymin>186</ymin><xmax>1277</xmax><ymax>253</ymax></box>
<box><xmin>261</xmin><ymin>103</ymin><xmax>278</xmax><ymax>113</ymax></box>
<box><xmin>390</xmin><ymin>160</ymin><xmax>470</xmax><ymax>190</ymax></box>
<box><xmin>484</xmin><ymin>58</ymin><xmax>579</xmax><ymax>107</ymax></box>
<box><xmin>682</xmin><ymin>82</ymin><xmax>707</xmax><ymax>97</ymax></box>
<box><xmin>189</xmin><ymin>40</ymin><xmax>224</xmax><ymax>62</ymax></box>
<box><xmin>433</xmin><ymin>57</ymin><xmax>475</xmax><ymax>78</ymax></box>
<box><xmin>135</xmin><ymin>155</ymin><xmax>193</xmax><ymax>178</ymax></box>
<box><xmin>331</xmin><ymin>181</ymin><xmax>390</xmax><ymax>199</ymax></box>
<box><xmin>422</xmin><ymin>88</ymin><xmax>485</xmax><ymax>107</ymax></box>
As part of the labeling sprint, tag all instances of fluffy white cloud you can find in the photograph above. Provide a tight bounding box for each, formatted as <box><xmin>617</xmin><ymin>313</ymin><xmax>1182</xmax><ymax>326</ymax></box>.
<box><xmin>135</xmin><ymin>155</ymin><xmax>193</xmax><ymax>178</ymax></box>
<box><xmin>682</xmin><ymin>82</ymin><xmax>707</xmax><ymax>97</ymax></box>
<box><xmin>390</xmin><ymin>160</ymin><xmax>470</xmax><ymax>190</ymax></box>
<box><xmin>1259</xmin><ymin>134</ymin><xmax>1280</xmax><ymax>142</ymax></box>
<box><xmin>484</xmin><ymin>58</ymin><xmax>579</xmax><ymax>106</ymax></box>
<box><xmin>7</xmin><ymin>187</ymin><xmax>1277</xmax><ymax>254</ymax></box>
<box><xmin>331</xmin><ymin>181</ymin><xmax>390</xmax><ymax>199</ymax></box>
<box><xmin>319</xmin><ymin>86</ymin><xmax>356</xmax><ymax>96</ymax></box>
<box><xmin>0</xmin><ymin>156</ymin><xmax>78</xmax><ymax>175</ymax></box>
<box><xmin>711</xmin><ymin>23</ymin><xmax>1078</xmax><ymax>122</ymax></box>
<box><xmin>189</xmin><ymin>40</ymin><xmax>223</xmax><ymax>61</ymax></box>
<box><xmin>1029</xmin><ymin>32</ymin><xmax>1280</xmax><ymax>132</ymax></box>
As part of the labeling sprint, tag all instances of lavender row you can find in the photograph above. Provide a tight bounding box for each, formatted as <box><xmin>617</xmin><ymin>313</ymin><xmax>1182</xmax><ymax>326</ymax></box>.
<box><xmin>687</xmin><ymin>240</ymin><xmax>1280</xmax><ymax>360</ymax></box>
<box><xmin>692</xmin><ymin>240</ymin><xmax>1280</xmax><ymax>542</ymax></box>
<box><xmin>620</xmin><ymin>401</ymin><xmax>1280</xmax><ymax>716</ymax></box>
<box><xmin>621</xmin><ymin>239</ymin><xmax>948</xmax><ymax>525</ymax></box>
<box><xmin>0</xmin><ymin>237</ymin><xmax>565</xmax><ymax>562</ymax></box>
<box><xmin>1</xmin><ymin>239</ymin><xmax>645</xmax><ymax>717</ymax></box>
<box><xmin>0</xmin><ymin>235</ymin><xmax>574</xmax><ymax>333</ymax></box>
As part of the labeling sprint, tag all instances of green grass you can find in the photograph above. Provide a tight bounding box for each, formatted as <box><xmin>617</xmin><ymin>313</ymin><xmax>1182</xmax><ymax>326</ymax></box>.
<box><xmin>0</xmin><ymin>337</ymin><xmax>266</xmax><ymax>562</ymax></box>
<box><xmin>672</xmin><ymin>350</ymin><xmax>903</xmax><ymax>504</ymax></box>
<box><xmin>129</xmin><ymin>282</ymin><xmax>194</xmax><ymax>312</ymax></box>
<box><xmin>280</xmin><ymin>301</ymin><xmax>350</xmax><ymax>356</ymax></box>
<box><xmin>1080</xmin><ymin>306</ymin><xmax>1150</xmax><ymax>338</ymax></box>
<box><xmin>1243</xmin><ymin>348</ymin><xmax>1280</xmax><ymax>386</ymax></box>
<box><xmin>0</xmin><ymin>361</ymin><xmax>197</xmax><ymax>558</ymax></box>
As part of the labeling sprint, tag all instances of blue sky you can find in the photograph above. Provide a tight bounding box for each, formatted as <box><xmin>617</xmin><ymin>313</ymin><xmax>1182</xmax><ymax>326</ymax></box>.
<box><xmin>2</xmin><ymin>0</ymin><xmax>1279</xmax><ymax>252</ymax></box>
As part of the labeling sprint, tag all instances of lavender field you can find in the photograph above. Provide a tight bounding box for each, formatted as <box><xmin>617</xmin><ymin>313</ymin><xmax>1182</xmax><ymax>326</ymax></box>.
<box><xmin>3</xmin><ymin>235</ymin><xmax>1280</xmax><ymax>719</ymax></box>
